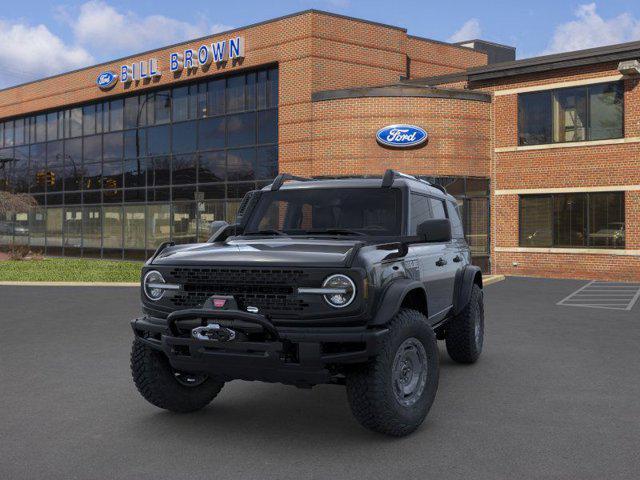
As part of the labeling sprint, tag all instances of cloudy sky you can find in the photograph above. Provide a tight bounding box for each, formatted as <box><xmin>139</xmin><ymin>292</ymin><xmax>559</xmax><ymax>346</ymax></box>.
<box><xmin>1</xmin><ymin>0</ymin><xmax>640</xmax><ymax>88</ymax></box>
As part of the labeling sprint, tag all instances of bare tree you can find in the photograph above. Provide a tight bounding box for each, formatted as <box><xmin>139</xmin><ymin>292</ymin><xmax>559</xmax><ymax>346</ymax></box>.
<box><xmin>0</xmin><ymin>191</ymin><xmax>37</xmax><ymax>216</ymax></box>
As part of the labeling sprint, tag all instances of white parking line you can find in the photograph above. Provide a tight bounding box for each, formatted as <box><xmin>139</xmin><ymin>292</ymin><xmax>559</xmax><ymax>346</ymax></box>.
<box><xmin>557</xmin><ymin>281</ymin><xmax>640</xmax><ymax>311</ymax></box>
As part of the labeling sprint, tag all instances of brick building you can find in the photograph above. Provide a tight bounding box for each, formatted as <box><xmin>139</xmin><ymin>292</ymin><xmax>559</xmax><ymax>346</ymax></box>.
<box><xmin>0</xmin><ymin>10</ymin><xmax>638</xmax><ymax>280</ymax></box>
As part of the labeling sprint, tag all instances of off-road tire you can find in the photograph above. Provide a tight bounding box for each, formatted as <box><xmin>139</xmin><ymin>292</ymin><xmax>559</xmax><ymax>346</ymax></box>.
<box><xmin>131</xmin><ymin>339</ymin><xmax>224</xmax><ymax>413</ymax></box>
<box><xmin>345</xmin><ymin>309</ymin><xmax>439</xmax><ymax>437</ymax></box>
<box><xmin>445</xmin><ymin>284</ymin><xmax>484</xmax><ymax>364</ymax></box>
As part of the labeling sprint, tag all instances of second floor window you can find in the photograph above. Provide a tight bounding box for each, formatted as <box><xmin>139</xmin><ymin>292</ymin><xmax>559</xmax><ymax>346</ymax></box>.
<box><xmin>518</xmin><ymin>81</ymin><xmax>623</xmax><ymax>146</ymax></box>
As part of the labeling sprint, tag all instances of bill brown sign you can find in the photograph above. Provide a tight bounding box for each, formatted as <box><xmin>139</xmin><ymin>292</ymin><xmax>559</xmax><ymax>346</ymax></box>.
<box><xmin>97</xmin><ymin>36</ymin><xmax>245</xmax><ymax>89</ymax></box>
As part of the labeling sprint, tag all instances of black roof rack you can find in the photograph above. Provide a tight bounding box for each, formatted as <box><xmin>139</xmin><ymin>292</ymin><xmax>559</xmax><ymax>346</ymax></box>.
<box><xmin>270</xmin><ymin>173</ymin><xmax>311</xmax><ymax>191</ymax></box>
<box><xmin>381</xmin><ymin>169</ymin><xmax>433</xmax><ymax>188</ymax></box>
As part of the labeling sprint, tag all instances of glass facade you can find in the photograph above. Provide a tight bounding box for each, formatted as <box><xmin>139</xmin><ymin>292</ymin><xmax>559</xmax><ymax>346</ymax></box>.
<box><xmin>0</xmin><ymin>66</ymin><xmax>278</xmax><ymax>259</ymax></box>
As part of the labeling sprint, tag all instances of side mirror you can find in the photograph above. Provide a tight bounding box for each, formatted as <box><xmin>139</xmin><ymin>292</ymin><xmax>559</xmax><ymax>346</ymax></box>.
<box><xmin>209</xmin><ymin>220</ymin><xmax>230</xmax><ymax>241</ymax></box>
<box><xmin>417</xmin><ymin>219</ymin><xmax>452</xmax><ymax>243</ymax></box>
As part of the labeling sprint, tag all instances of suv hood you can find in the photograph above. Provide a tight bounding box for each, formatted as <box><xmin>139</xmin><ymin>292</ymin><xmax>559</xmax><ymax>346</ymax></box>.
<box><xmin>151</xmin><ymin>238</ymin><xmax>362</xmax><ymax>267</ymax></box>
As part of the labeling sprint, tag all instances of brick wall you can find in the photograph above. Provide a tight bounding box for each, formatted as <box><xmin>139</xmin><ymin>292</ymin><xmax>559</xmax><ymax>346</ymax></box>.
<box><xmin>307</xmin><ymin>95</ymin><xmax>491</xmax><ymax>178</ymax></box>
<box><xmin>481</xmin><ymin>63</ymin><xmax>640</xmax><ymax>281</ymax></box>
<box><xmin>406</xmin><ymin>37</ymin><xmax>487</xmax><ymax>79</ymax></box>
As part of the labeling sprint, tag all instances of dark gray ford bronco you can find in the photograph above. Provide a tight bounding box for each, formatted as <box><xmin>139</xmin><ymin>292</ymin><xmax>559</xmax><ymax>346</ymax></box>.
<box><xmin>130</xmin><ymin>170</ymin><xmax>484</xmax><ymax>436</ymax></box>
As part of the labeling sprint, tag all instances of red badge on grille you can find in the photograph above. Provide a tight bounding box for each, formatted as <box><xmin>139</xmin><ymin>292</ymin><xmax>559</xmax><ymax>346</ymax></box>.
<box><xmin>213</xmin><ymin>298</ymin><xmax>227</xmax><ymax>308</ymax></box>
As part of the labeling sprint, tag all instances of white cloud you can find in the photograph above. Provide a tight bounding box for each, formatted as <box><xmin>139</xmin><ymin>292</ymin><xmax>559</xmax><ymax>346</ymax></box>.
<box><xmin>0</xmin><ymin>20</ymin><xmax>93</xmax><ymax>88</ymax></box>
<box><xmin>543</xmin><ymin>3</ymin><xmax>640</xmax><ymax>54</ymax></box>
<box><xmin>67</xmin><ymin>1</ymin><xmax>232</xmax><ymax>57</ymax></box>
<box><xmin>448</xmin><ymin>19</ymin><xmax>481</xmax><ymax>43</ymax></box>
<box><xmin>0</xmin><ymin>1</ymin><xmax>235</xmax><ymax>88</ymax></box>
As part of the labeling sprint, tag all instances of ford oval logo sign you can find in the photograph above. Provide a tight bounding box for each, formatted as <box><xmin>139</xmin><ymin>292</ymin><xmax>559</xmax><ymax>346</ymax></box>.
<box><xmin>96</xmin><ymin>71</ymin><xmax>118</xmax><ymax>90</ymax></box>
<box><xmin>376</xmin><ymin>124</ymin><xmax>428</xmax><ymax>148</ymax></box>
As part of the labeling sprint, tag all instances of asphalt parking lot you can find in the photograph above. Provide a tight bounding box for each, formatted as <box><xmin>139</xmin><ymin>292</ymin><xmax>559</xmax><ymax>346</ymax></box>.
<box><xmin>1</xmin><ymin>276</ymin><xmax>639</xmax><ymax>480</ymax></box>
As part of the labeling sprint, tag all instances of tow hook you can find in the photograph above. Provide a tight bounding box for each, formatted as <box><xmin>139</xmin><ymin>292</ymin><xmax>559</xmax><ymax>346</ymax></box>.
<box><xmin>192</xmin><ymin>323</ymin><xmax>236</xmax><ymax>342</ymax></box>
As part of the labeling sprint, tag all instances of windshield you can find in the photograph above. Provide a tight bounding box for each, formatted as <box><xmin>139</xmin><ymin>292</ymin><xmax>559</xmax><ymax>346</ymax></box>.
<box><xmin>243</xmin><ymin>188</ymin><xmax>402</xmax><ymax>236</ymax></box>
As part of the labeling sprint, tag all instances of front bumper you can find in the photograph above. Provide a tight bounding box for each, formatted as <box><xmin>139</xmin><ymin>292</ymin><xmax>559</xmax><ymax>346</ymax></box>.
<box><xmin>131</xmin><ymin>310</ymin><xmax>388</xmax><ymax>386</ymax></box>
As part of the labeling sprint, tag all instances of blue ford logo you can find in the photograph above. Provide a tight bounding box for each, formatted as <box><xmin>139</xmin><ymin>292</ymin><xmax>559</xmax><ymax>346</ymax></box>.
<box><xmin>96</xmin><ymin>71</ymin><xmax>118</xmax><ymax>90</ymax></box>
<box><xmin>376</xmin><ymin>124</ymin><xmax>428</xmax><ymax>148</ymax></box>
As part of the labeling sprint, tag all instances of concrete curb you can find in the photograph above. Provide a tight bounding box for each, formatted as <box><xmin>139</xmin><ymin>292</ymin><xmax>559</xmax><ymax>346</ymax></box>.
<box><xmin>0</xmin><ymin>281</ymin><xmax>139</xmax><ymax>287</ymax></box>
<box><xmin>483</xmin><ymin>275</ymin><xmax>506</xmax><ymax>286</ymax></box>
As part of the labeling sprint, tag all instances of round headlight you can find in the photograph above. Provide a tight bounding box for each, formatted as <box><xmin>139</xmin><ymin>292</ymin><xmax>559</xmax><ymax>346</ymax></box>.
<box><xmin>143</xmin><ymin>270</ymin><xmax>166</xmax><ymax>301</ymax></box>
<box><xmin>322</xmin><ymin>274</ymin><xmax>356</xmax><ymax>308</ymax></box>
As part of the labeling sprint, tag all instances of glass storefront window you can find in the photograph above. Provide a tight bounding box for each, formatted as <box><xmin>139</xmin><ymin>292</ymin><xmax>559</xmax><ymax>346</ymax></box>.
<box><xmin>64</xmin><ymin>207</ymin><xmax>83</xmax><ymax>254</ymax></box>
<box><xmin>83</xmin><ymin>105</ymin><xmax>96</xmax><ymax>136</ymax></box>
<box><xmin>589</xmin><ymin>192</ymin><xmax>625</xmax><ymax>248</ymax></box>
<box><xmin>197</xmin><ymin>200</ymin><xmax>225</xmax><ymax>242</ymax></box>
<box><xmin>14</xmin><ymin>118</ymin><xmax>26</xmax><ymax>145</ymax></box>
<box><xmin>103</xmin><ymin>206</ymin><xmax>123</xmax><ymax>250</ymax></box>
<box><xmin>208</xmin><ymin>79</ymin><xmax>225</xmax><ymax>116</ymax></box>
<box><xmin>147</xmin><ymin>125</ymin><xmax>170</xmax><ymax>155</ymax></box>
<box><xmin>227</xmin><ymin>112</ymin><xmax>256</xmax><ymax>147</ymax></box>
<box><xmin>172</xmin><ymin>202</ymin><xmax>197</xmax><ymax>244</ymax></box>
<box><xmin>172</xmin><ymin>154</ymin><xmax>197</xmax><ymax>185</ymax></box>
<box><xmin>172</xmin><ymin>86</ymin><xmax>190</xmax><ymax>122</ymax></box>
<box><xmin>103</xmin><ymin>132</ymin><xmax>123</xmax><ymax>160</ymax></box>
<box><xmin>146</xmin><ymin>204</ymin><xmax>170</xmax><ymax>249</ymax></box>
<box><xmin>519</xmin><ymin>193</ymin><xmax>624</xmax><ymax>248</ymax></box>
<box><xmin>109</xmin><ymin>99</ymin><xmax>124</xmax><ymax>132</ymax></box>
<box><xmin>69</xmin><ymin>108</ymin><xmax>83</xmax><ymax>138</ymax></box>
<box><xmin>154</xmin><ymin>91</ymin><xmax>171</xmax><ymax>124</ymax></box>
<box><xmin>29</xmin><ymin>207</ymin><xmax>46</xmax><ymax>248</ymax></box>
<box><xmin>198</xmin><ymin>117</ymin><xmax>225</xmax><ymax>150</ymax></box>
<box><xmin>11</xmin><ymin>212</ymin><xmax>29</xmax><ymax>246</ymax></box>
<box><xmin>172</xmin><ymin>121</ymin><xmax>197</xmax><ymax>154</ymax></box>
<box><xmin>124</xmin><ymin>96</ymin><xmax>139</xmax><ymax>130</ymax></box>
<box><xmin>226</xmin><ymin>75</ymin><xmax>245</xmax><ymax>113</ymax></box>
<box><xmin>82</xmin><ymin>206</ymin><xmax>102</xmax><ymax>251</ymax></box>
<box><xmin>2</xmin><ymin>67</ymin><xmax>278</xmax><ymax>260</ymax></box>
<box><xmin>124</xmin><ymin>205</ymin><xmax>145</xmax><ymax>250</ymax></box>
<box><xmin>46</xmin><ymin>207</ymin><xmax>63</xmax><ymax>252</ymax></box>
<box><xmin>0</xmin><ymin>212</ymin><xmax>13</xmax><ymax>246</ymax></box>
<box><xmin>227</xmin><ymin>148</ymin><xmax>255</xmax><ymax>181</ymax></box>
<box><xmin>147</xmin><ymin>156</ymin><xmax>171</xmax><ymax>187</ymax></box>
<box><xmin>198</xmin><ymin>151</ymin><xmax>226</xmax><ymax>183</ymax></box>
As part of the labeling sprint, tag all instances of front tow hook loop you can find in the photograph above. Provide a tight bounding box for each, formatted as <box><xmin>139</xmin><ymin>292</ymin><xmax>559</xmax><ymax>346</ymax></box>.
<box><xmin>192</xmin><ymin>323</ymin><xmax>237</xmax><ymax>342</ymax></box>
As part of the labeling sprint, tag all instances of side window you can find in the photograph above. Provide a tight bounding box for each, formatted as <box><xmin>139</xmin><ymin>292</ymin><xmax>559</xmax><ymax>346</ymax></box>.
<box><xmin>429</xmin><ymin>198</ymin><xmax>447</xmax><ymax>219</ymax></box>
<box><xmin>447</xmin><ymin>200</ymin><xmax>465</xmax><ymax>238</ymax></box>
<box><xmin>409</xmin><ymin>193</ymin><xmax>433</xmax><ymax>234</ymax></box>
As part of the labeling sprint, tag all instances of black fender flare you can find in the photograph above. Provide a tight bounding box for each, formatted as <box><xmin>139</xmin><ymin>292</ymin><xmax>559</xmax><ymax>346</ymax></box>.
<box><xmin>453</xmin><ymin>265</ymin><xmax>483</xmax><ymax>316</ymax></box>
<box><xmin>370</xmin><ymin>278</ymin><xmax>428</xmax><ymax>326</ymax></box>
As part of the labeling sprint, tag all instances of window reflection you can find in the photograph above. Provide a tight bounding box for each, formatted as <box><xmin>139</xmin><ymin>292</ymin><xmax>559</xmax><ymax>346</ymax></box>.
<box><xmin>146</xmin><ymin>204</ymin><xmax>170</xmax><ymax>249</ymax></box>
<box><xmin>173</xmin><ymin>202</ymin><xmax>197</xmax><ymax>244</ymax></box>
<box><xmin>64</xmin><ymin>207</ymin><xmax>83</xmax><ymax>253</ymax></box>
<box><xmin>103</xmin><ymin>206</ymin><xmax>122</xmax><ymax>250</ymax></box>
<box><xmin>1</xmin><ymin>67</ymin><xmax>278</xmax><ymax>259</ymax></box>
<box><xmin>124</xmin><ymin>205</ymin><xmax>145</xmax><ymax>249</ymax></box>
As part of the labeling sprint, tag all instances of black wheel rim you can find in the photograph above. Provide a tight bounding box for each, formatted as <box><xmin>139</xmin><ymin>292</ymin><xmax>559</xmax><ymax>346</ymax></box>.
<box><xmin>173</xmin><ymin>370</ymin><xmax>208</xmax><ymax>387</ymax></box>
<box><xmin>392</xmin><ymin>337</ymin><xmax>428</xmax><ymax>407</ymax></box>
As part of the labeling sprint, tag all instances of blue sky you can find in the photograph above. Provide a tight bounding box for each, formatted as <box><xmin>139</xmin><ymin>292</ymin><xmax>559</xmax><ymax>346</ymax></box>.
<box><xmin>1</xmin><ymin>0</ymin><xmax>640</xmax><ymax>88</ymax></box>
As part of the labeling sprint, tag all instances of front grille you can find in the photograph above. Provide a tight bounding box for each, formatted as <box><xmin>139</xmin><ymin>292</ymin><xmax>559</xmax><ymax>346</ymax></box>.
<box><xmin>167</xmin><ymin>267</ymin><xmax>311</xmax><ymax>315</ymax></box>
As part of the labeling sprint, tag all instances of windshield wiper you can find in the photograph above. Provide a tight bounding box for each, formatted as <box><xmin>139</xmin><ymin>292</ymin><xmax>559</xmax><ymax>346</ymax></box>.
<box><xmin>305</xmin><ymin>228</ymin><xmax>365</xmax><ymax>236</ymax></box>
<box><xmin>243</xmin><ymin>229</ymin><xmax>287</xmax><ymax>236</ymax></box>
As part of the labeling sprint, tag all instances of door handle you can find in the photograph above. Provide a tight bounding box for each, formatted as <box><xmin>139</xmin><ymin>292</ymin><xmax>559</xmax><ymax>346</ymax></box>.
<box><xmin>453</xmin><ymin>255</ymin><xmax>462</xmax><ymax>263</ymax></box>
<box><xmin>435</xmin><ymin>257</ymin><xmax>447</xmax><ymax>267</ymax></box>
